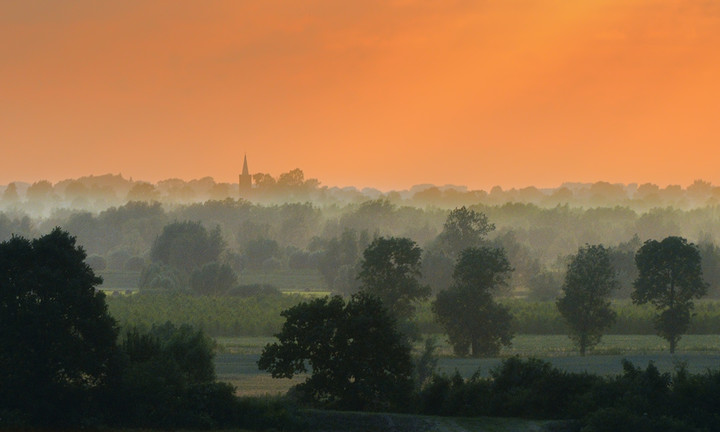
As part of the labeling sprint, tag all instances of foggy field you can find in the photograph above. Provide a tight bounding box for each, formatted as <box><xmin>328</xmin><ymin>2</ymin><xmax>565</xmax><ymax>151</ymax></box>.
<box><xmin>98</xmin><ymin>268</ymin><xmax>329</xmax><ymax>293</ymax></box>
<box><xmin>215</xmin><ymin>334</ymin><xmax>720</xmax><ymax>396</ymax></box>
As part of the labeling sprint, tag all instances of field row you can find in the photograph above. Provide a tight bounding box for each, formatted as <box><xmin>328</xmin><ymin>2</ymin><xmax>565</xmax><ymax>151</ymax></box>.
<box><xmin>106</xmin><ymin>293</ymin><xmax>720</xmax><ymax>337</ymax></box>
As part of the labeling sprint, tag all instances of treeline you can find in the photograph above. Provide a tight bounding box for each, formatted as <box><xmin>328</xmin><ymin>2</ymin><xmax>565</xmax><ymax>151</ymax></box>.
<box><xmin>418</xmin><ymin>356</ymin><xmax>720</xmax><ymax>431</ymax></box>
<box><xmin>3</xmin><ymin>196</ymin><xmax>720</xmax><ymax>298</ymax></box>
<box><xmin>4</xmin><ymin>173</ymin><xmax>720</xmax><ymax>215</ymax></box>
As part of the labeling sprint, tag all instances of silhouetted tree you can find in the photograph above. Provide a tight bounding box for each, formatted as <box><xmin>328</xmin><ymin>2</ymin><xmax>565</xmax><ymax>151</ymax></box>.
<box><xmin>556</xmin><ymin>244</ymin><xmax>619</xmax><ymax>355</ymax></box>
<box><xmin>150</xmin><ymin>221</ymin><xmax>224</xmax><ymax>272</ymax></box>
<box><xmin>0</xmin><ymin>228</ymin><xmax>118</xmax><ymax>426</ymax></box>
<box><xmin>243</xmin><ymin>237</ymin><xmax>279</xmax><ymax>269</ymax></box>
<box><xmin>608</xmin><ymin>235</ymin><xmax>642</xmax><ymax>298</ymax></box>
<box><xmin>26</xmin><ymin>180</ymin><xmax>54</xmax><ymax>200</ymax></box>
<box><xmin>126</xmin><ymin>182</ymin><xmax>159</xmax><ymax>202</ymax></box>
<box><xmin>358</xmin><ymin>236</ymin><xmax>430</xmax><ymax>319</ymax></box>
<box><xmin>437</xmin><ymin>206</ymin><xmax>495</xmax><ymax>257</ymax></box>
<box><xmin>424</xmin><ymin>207</ymin><xmax>495</xmax><ymax>293</ymax></box>
<box><xmin>433</xmin><ymin>247</ymin><xmax>514</xmax><ymax>357</ymax></box>
<box><xmin>2</xmin><ymin>182</ymin><xmax>19</xmax><ymax>203</ymax></box>
<box><xmin>316</xmin><ymin>229</ymin><xmax>368</xmax><ymax>295</ymax></box>
<box><xmin>116</xmin><ymin>323</ymin><xmax>232</xmax><ymax>428</ymax></box>
<box><xmin>633</xmin><ymin>236</ymin><xmax>708</xmax><ymax>353</ymax></box>
<box><xmin>190</xmin><ymin>262</ymin><xmax>237</xmax><ymax>296</ymax></box>
<box><xmin>258</xmin><ymin>293</ymin><xmax>413</xmax><ymax>411</ymax></box>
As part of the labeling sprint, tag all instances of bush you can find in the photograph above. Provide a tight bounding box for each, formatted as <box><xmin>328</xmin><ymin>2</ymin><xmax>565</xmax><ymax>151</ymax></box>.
<box><xmin>112</xmin><ymin>323</ymin><xmax>220</xmax><ymax>428</ymax></box>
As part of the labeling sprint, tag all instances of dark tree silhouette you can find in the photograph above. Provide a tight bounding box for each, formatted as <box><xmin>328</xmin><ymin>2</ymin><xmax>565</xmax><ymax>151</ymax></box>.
<box><xmin>433</xmin><ymin>247</ymin><xmax>514</xmax><ymax>357</ymax></box>
<box><xmin>0</xmin><ymin>228</ymin><xmax>118</xmax><ymax>425</ymax></box>
<box><xmin>557</xmin><ymin>244</ymin><xmax>619</xmax><ymax>355</ymax></box>
<box><xmin>424</xmin><ymin>207</ymin><xmax>495</xmax><ymax>293</ymax></box>
<box><xmin>151</xmin><ymin>221</ymin><xmax>224</xmax><ymax>271</ymax></box>
<box><xmin>632</xmin><ymin>236</ymin><xmax>708</xmax><ymax>353</ymax></box>
<box><xmin>437</xmin><ymin>206</ymin><xmax>495</xmax><ymax>257</ymax></box>
<box><xmin>358</xmin><ymin>236</ymin><xmax>430</xmax><ymax>319</ymax></box>
<box><xmin>258</xmin><ymin>293</ymin><xmax>413</xmax><ymax>411</ymax></box>
<box><xmin>190</xmin><ymin>261</ymin><xmax>237</xmax><ymax>296</ymax></box>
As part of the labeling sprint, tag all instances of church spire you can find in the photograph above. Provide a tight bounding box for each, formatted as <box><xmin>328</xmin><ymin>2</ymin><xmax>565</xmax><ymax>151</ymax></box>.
<box><xmin>242</xmin><ymin>154</ymin><xmax>250</xmax><ymax>176</ymax></box>
<box><xmin>239</xmin><ymin>153</ymin><xmax>252</xmax><ymax>195</ymax></box>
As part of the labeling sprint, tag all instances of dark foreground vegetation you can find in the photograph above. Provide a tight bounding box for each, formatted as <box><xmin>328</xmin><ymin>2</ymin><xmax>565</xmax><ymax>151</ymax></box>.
<box><xmin>5</xmin><ymin>174</ymin><xmax>720</xmax><ymax>430</ymax></box>
<box><xmin>2</xmin><ymin>230</ymin><xmax>720</xmax><ymax>431</ymax></box>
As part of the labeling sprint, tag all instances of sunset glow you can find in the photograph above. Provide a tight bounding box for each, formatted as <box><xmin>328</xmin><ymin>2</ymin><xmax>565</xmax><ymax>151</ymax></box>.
<box><xmin>2</xmin><ymin>1</ymin><xmax>719</xmax><ymax>190</ymax></box>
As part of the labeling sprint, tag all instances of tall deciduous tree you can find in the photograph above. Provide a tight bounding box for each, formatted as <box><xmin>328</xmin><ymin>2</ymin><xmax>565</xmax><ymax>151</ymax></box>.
<box><xmin>358</xmin><ymin>236</ymin><xmax>430</xmax><ymax>319</ymax></box>
<box><xmin>424</xmin><ymin>207</ymin><xmax>495</xmax><ymax>293</ymax></box>
<box><xmin>257</xmin><ymin>293</ymin><xmax>413</xmax><ymax>411</ymax></box>
<box><xmin>0</xmin><ymin>228</ymin><xmax>118</xmax><ymax>425</ymax></box>
<box><xmin>632</xmin><ymin>236</ymin><xmax>708</xmax><ymax>353</ymax></box>
<box><xmin>556</xmin><ymin>244</ymin><xmax>619</xmax><ymax>355</ymax></box>
<box><xmin>437</xmin><ymin>206</ymin><xmax>495</xmax><ymax>257</ymax></box>
<box><xmin>433</xmin><ymin>247</ymin><xmax>514</xmax><ymax>357</ymax></box>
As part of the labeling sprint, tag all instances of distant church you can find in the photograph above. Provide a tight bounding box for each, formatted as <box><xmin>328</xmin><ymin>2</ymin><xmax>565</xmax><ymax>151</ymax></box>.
<box><xmin>238</xmin><ymin>154</ymin><xmax>252</xmax><ymax>195</ymax></box>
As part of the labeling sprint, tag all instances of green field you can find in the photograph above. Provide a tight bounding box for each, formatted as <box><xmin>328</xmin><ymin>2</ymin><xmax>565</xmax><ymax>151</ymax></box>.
<box><xmin>237</xmin><ymin>269</ymin><xmax>328</xmax><ymax>292</ymax></box>
<box><xmin>98</xmin><ymin>268</ymin><xmax>328</xmax><ymax>293</ymax></box>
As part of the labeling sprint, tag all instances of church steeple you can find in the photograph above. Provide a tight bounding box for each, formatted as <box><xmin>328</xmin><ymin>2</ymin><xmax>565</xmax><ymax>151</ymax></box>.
<box><xmin>242</xmin><ymin>154</ymin><xmax>250</xmax><ymax>176</ymax></box>
<box><xmin>239</xmin><ymin>154</ymin><xmax>252</xmax><ymax>195</ymax></box>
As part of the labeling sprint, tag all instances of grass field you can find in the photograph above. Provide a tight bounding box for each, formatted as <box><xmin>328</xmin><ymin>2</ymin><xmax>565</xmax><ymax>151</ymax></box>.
<box><xmin>237</xmin><ymin>269</ymin><xmax>328</xmax><ymax>292</ymax></box>
<box><xmin>215</xmin><ymin>334</ymin><xmax>720</xmax><ymax>396</ymax></box>
<box><xmin>97</xmin><ymin>268</ymin><xmax>329</xmax><ymax>293</ymax></box>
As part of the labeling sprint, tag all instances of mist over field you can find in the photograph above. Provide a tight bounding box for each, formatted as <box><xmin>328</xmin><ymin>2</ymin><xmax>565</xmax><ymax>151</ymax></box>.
<box><xmin>3</xmin><ymin>172</ymin><xmax>720</xmax><ymax>298</ymax></box>
<box><xmin>5</xmin><ymin>171</ymin><xmax>720</xmax><ymax>431</ymax></box>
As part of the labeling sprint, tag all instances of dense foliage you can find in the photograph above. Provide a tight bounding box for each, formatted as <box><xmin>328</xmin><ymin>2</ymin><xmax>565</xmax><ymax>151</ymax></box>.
<box><xmin>258</xmin><ymin>293</ymin><xmax>414</xmax><ymax>411</ymax></box>
<box><xmin>633</xmin><ymin>236</ymin><xmax>708</xmax><ymax>352</ymax></box>
<box><xmin>557</xmin><ymin>244</ymin><xmax>619</xmax><ymax>355</ymax></box>
<box><xmin>0</xmin><ymin>229</ymin><xmax>307</xmax><ymax>429</ymax></box>
<box><xmin>433</xmin><ymin>247</ymin><xmax>514</xmax><ymax>356</ymax></box>
<box><xmin>358</xmin><ymin>236</ymin><xmax>430</xmax><ymax>319</ymax></box>
<box><xmin>417</xmin><ymin>356</ymin><xmax>720</xmax><ymax>431</ymax></box>
<box><xmin>6</xmin><ymin>178</ymin><xmax>720</xmax><ymax>300</ymax></box>
<box><xmin>0</xmin><ymin>229</ymin><xmax>118</xmax><ymax>426</ymax></box>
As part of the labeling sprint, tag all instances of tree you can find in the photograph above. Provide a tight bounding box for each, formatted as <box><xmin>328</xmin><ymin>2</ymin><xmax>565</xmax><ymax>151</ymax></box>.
<box><xmin>357</xmin><ymin>236</ymin><xmax>430</xmax><ymax>319</ymax></box>
<box><xmin>556</xmin><ymin>244</ymin><xmax>619</xmax><ymax>355</ymax></box>
<box><xmin>437</xmin><ymin>206</ymin><xmax>495</xmax><ymax>257</ymax></box>
<box><xmin>26</xmin><ymin>180</ymin><xmax>54</xmax><ymax>200</ymax></box>
<box><xmin>424</xmin><ymin>207</ymin><xmax>495</xmax><ymax>293</ymax></box>
<box><xmin>116</xmin><ymin>323</ymin><xmax>235</xmax><ymax>428</ymax></box>
<box><xmin>190</xmin><ymin>261</ymin><xmax>237</xmax><ymax>296</ymax></box>
<box><xmin>126</xmin><ymin>182</ymin><xmax>159</xmax><ymax>202</ymax></box>
<box><xmin>242</xmin><ymin>237</ymin><xmax>279</xmax><ymax>269</ymax></box>
<box><xmin>0</xmin><ymin>228</ymin><xmax>118</xmax><ymax>425</ymax></box>
<box><xmin>433</xmin><ymin>247</ymin><xmax>514</xmax><ymax>357</ymax></box>
<box><xmin>257</xmin><ymin>293</ymin><xmax>413</xmax><ymax>411</ymax></box>
<box><xmin>150</xmin><ymin>221</ymin><xmax>225</xmax><ymax>272</ymax></box>
<box><xmin>632</xmin><ymin>236</ymin><xmax>708</xmax><ymax>353</ymax></box>
<box><xmin>2</xmin><ymin>182</ymin><xmax>19</xmax><ymax>203</ymax></box>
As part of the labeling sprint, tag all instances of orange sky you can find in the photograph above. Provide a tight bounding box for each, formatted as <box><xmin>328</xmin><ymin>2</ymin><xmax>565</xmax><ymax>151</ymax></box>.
<box><xmin>2</xmin><ymin>1</ymin><xmax>719</xmax><ymax>191</ymax></box>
